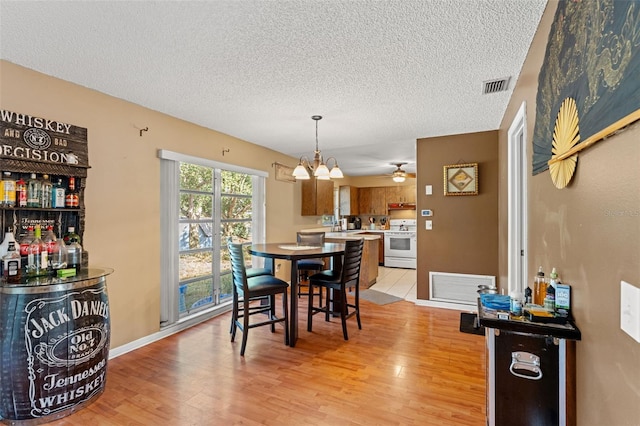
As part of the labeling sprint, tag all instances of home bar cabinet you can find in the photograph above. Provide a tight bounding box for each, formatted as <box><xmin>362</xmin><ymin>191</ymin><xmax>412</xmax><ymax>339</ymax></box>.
<box><xmin>1</xmin><ymin>110</ymin><xmax>112</xmax><ymax>424</ymax></box>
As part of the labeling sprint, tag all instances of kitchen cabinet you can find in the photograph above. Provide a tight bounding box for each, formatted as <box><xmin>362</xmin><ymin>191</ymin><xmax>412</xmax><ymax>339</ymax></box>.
<box><xmin>363</xmin><ymin>231</ymin><xmax>385</xmax><ymax>265</ymax></box>
<box><xmin>358</xmin><ymin>187</ymin><xmax>386</xmax><ymax>215</ymax></box>
<box><xmin>385</xmin><ymin>185</ymin><xmax>415</xmax><ymax>204</ymax></box>
<box><xmin>339</xmin><ymin>186</ymin><xmax>359</xmax><ymax>216</ymax></box>
<box><xmin>324</xmin><ymin>235</ymin><xmax>379</xmax><ymax>288</ymax></box>
<box><xmin>301</xmin><ymin>178</ymin><xmax>334</xmax><ymax>216</ymax></box>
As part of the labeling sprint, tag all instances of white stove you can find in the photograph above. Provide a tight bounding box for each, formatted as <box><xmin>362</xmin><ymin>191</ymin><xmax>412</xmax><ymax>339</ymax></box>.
<box><xmin>384</xmin><ymin>219</ymin><xmax>417</xmax><ymax>269</ymax></box>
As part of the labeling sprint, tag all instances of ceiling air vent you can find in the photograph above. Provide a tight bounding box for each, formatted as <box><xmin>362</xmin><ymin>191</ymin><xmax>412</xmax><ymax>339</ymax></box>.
<box><xmin>482</xmin><ymin>77</ymin><xmax>511</xmax><ymax>94</ymax></box>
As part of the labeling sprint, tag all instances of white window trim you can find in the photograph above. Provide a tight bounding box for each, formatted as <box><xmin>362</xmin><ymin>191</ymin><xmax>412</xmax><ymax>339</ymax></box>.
<box><xmin>158</xmin><ymin>149</ymin><xmax>267</xmax><ymax>326</ymax></box>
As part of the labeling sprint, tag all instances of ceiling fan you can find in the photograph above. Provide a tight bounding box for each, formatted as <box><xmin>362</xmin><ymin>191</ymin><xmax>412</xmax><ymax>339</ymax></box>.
<box><xmin>389</xmin><ymin>163</ymin><xmax>416</xmax><ymax>182</ymax></box>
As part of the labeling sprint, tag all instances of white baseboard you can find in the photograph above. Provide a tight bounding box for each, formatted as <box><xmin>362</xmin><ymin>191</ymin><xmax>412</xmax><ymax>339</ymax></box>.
<box><xmin>109</xmin><ymin>304</ymin><xmax>231</xmax><ymax>359</ymax></box>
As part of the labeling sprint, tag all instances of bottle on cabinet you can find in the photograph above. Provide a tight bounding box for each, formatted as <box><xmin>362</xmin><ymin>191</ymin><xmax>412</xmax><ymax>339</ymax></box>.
<box><xmin>26</xmin><ymin>225</ymin><xmax>48</xmax><ymax>278</ymax></box>
<box><xmin>533</xmin><ymin>266</ymin><xmax>547</xmax><ymax>306</ymax></box>
<box><xmin>40</xmin><ymin>174</ymin><xmax>53</xmax><ymax>208</ymax></box>
<box><xmin>64</xmin><ymin>227</ymin><xmax>82</xmax><ymax>272</ymax></box>
<box><xmin>2</xmin><ymin>241</ymin><xmax>21</xmax><ymax>283</ymax></box>
<box><xmin>51</xmin><ymin>178</ymin><xmax>66</xmax><ymax>208</ymax></box>
<box><xmin>0</xmin><ymin>227</ymin><xmax>17</xmax><ymax>260</ymax></box>
<box><xmin>27</xmin><ymin>173</ymin><xmax>42</xmax><ymax>208</ymax></box>
<box><xmin>19</xmin><ymin>226</ymin><xmax>35</xmax><ymax>259</ymax></box>
<box><xmin>65</xmin><ymin>177</ymin><xmax>79</xmax><ymax>208</ymax></box>
<box><xmin>44</xmin><ymin>226</ymin><xmax>68</xmax><ymax>272</ymax></box>
<box><xmin>544</xmin><ymin>284</ymin><xmax>556</xmax><ymax>311</ymax></box>
<box><xmin>1</xmin><ymin>171</ymin><xmax>17</xmax><ymax>207</ymax></box>
<box><xmin>16</xmin><ymin>177</ymin><xmax>27</xmax><ymax>208</ymax></box>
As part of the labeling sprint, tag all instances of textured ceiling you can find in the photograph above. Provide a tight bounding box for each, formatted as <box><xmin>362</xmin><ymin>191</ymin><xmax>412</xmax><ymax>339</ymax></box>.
<box><xmin>0</xmin><ymin>0</ymin><xmax>547</xmax><ymax>177</ymax></box>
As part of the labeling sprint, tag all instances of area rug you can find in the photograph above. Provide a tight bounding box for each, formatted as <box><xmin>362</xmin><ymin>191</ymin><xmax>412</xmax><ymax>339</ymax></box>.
<box><xmin>459</xmin><ymin>312</ymin><xmax>485</xmax><ymax>336</ymax></box>
<box><xmin>353</xmin><ymin>289</ymin><xmax>404</xmax><ymax>305</ymax></box>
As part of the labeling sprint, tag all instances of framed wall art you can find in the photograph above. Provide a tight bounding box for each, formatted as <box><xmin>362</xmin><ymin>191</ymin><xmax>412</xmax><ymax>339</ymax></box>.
<box><xmin>444</xmin><ymin>163</ymin><xmax>478</xmax><ymax>196</ymax></box>
<box><xmin>272</xmin><ymin>162</ymin><xmax>296</xmax><ymax>183</ymax></box>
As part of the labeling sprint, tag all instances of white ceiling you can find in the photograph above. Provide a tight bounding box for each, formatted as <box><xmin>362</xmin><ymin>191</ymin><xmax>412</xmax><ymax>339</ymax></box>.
<box><xmin>0</xmin><ymin>0</ymin><xmax>547</xmax><ymax>177</ymax></box>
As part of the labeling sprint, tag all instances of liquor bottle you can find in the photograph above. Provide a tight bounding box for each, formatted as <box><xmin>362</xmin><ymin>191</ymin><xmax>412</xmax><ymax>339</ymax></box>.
<box><xmin>40</xmin><ymin>174</ymin><xmax>53</xmax><ymax>208</ymax></box>
<box><xmin>51</xmin><ymin>178</ymin><xmax>66</xmax><ymax>208</ymax></box>
<box><xmin>65</xmin><ymin>177</ymin><xmax>79</xmax><ymax>208</ymax></box>
<box><xmin>67</xmin><ymin>239</ymin><xmax>83</xmax><ymax>273</ymax></box>
<box><xmin>26</xmin><ymin>225</ymin><xmax>48</xmax><ymax>277</ymax></box>
<box><xmin>2</xmin><ymin>241</ymin><xmax>21</xmax><ymax>284</ymax></box>
<box><xmin>0</xmin><ymin>227</ymin><xmax>17</xmax><ymax>260</ymax></box>
<box><xmin>26</xmin><ymin>173</ymin><xmax>42</xmax><ymax>207</ymax></box>
<box><xmin>63</xmin><ymin>226</ymin><xmax>81</xmax><ymax>245</ymax></box>
<box><xmin>1</xmin><ymin>171</ymin><xmax>16</xmax><ymax>207</ymax></box>
<box><xmin>16</xmin><ymin>177</ymin><xmax>27</xmax><ymax>208</ymax></box>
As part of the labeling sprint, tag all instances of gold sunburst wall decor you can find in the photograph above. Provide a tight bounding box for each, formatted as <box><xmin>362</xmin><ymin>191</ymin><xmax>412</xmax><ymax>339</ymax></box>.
<box><xmin>549</xmin><ymin>97</ymin><xmax>580</xmax><ymax>189</ymax></box>
<box><xmin>547</xmin><ymin>97</ymin><xmax>640</xmax><ymax>188</ymax></box>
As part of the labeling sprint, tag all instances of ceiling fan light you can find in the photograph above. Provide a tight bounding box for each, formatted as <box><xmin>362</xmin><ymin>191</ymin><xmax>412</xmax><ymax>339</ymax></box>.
<box><xmin>392</xmin><ymin>175</ymin><xmax>406</xmax><ymax>183</ymax></box>
<box><xmin>292</xmin><ymin>163</ymin><xmax>311</xmax><ymax>180</ymax></box>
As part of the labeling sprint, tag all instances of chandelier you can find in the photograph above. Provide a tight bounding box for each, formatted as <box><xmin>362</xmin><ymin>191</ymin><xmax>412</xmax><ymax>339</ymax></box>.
<box><xmin>292</xmin><ymin>115</ymin><xmax>343</xmax><ymax>180</ymax></box>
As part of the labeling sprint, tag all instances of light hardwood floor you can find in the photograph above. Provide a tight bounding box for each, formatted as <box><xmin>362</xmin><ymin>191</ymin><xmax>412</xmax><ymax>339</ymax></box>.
<box><xmin>51</xmin><ymin>275</ymin><xmax>486</xmax><ymax>425</ymax></box>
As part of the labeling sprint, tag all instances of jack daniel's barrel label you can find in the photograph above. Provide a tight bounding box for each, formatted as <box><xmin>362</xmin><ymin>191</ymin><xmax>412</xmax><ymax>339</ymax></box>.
<box><xmin>0</xmin><ymin>281</ymin><xmax>110</xmax><ymax>421</ymax></box>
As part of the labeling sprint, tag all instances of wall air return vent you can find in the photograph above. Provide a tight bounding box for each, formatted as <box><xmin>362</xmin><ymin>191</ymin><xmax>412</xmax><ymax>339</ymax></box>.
<box><xmin>482</xmin><ymin>77</ymin><xmax>511</xmax><ymax>94</ymax></box>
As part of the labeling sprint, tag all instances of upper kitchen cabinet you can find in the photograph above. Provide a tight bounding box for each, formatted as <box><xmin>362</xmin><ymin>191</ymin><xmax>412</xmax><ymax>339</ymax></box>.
<box><xmin>358</xmin><ymin>187</ymin><xmax>386</xmax><ymax>215</ymax></box>
<box><xmin>301</xmin><ymin>178</ymin><xmax>334</xmax><ymax>216</ymax></box>
<box><xmin>339</xmin><ymin>186</ymin><xmax>359</xmax><ymax>216</ymax></box>
<box><xmin>386</xmin><ymin>185</ymin><xmax>416</xmax><ymax>204</ymax></box>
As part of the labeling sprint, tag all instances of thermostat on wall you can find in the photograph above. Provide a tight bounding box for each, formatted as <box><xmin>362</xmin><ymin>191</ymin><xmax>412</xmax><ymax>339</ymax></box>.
<box><xmin>421</xmin><ymin>209</ymin><xmax>432</xmax><ymax>217</ymax></box>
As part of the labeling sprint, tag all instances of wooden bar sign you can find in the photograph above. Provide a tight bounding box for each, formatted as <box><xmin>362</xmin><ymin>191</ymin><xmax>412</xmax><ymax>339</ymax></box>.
<box><xmin>0</xmin><ymin>109</ymin><xmax>89</xmax><ymax>177</ymax></box>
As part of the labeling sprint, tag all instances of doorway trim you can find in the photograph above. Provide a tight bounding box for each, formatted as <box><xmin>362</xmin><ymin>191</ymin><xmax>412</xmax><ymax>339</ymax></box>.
<box><xmin>507</xmin><ymin>102</ymin><xmax>528</xmax><ymax>294</ymax></box>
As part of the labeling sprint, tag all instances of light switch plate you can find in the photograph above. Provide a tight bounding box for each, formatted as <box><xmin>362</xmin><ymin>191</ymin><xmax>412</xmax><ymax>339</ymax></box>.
<box><xmin>621</xmin><ymin>280</ymin><xmax>640</xmax><ymax>343</ymax></box>
<box><xmin>425</xmin><ymin>220</ymin><xmax>432</xmax><ymax>230</ymax></box>
<box><xmin>425</xmin><ymin>185</ymin><xmax>432</xmax><ymax>195</ymax></box>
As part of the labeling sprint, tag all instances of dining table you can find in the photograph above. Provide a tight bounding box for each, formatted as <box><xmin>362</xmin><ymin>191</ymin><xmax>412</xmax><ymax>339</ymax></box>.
<box><xmin>248</xmin><ymin>242</ymin><xmax>346</xmax><ymax>347</ymax></box>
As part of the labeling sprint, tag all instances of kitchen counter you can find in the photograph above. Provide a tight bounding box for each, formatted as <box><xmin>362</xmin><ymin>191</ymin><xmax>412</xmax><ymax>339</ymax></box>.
<box><xmin>323</xmin><ymin>235</ymin><xmax>379</xmax><ymax>288</ymax></box>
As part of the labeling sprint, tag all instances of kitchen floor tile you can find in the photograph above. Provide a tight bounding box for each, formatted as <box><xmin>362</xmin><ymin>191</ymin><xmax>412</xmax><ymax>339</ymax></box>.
<box><xmin>370</xmin><ymin>267</ymin><xmax>417</xmax><ymax>301</ymax></box>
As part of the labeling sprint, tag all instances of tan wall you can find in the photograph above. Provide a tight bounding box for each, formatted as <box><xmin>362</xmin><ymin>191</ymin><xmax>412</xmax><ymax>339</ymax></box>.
<box><xmin>0</xmin><ymin>60</ymin><xmax>319</xmax><ymax>348</ymax></box>
<box><xmin>415</xmin><ymin>131</ymin><xmax>499</xmax><ymax>299</ymax></box>
<box><xmin>498</xmin><ymin>1</ymin><xmax>640</xmax><ymax>423</ymax></box>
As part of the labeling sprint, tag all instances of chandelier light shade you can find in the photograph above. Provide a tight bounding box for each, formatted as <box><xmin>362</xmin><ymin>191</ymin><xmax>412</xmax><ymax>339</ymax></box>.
<box><xmin>292</xmin><ymin>115</ymin><xmax>343</xmax><ymax>180</ymax></box>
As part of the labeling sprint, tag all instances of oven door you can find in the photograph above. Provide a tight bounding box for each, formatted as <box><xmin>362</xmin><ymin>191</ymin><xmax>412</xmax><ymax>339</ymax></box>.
<box><xmin>384</xmin><ymin>232</ymin><xmax>416</xmax><ymax>268</ymax></box>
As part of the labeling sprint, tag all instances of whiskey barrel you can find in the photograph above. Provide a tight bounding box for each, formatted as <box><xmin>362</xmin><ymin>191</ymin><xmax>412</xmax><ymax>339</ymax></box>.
<box><xmin>0</xmin><ymin>268</ymin><xmax>112</xmax><ymax>423</ymax></box>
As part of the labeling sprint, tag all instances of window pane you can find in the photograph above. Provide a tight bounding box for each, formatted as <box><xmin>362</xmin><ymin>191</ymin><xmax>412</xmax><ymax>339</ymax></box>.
<box><xmin>180</xmin><ymin>193</ymin><xmax>213</xmax><ymax>219</ymax></box>
<box><xmin>179</xmin><ymin>223</ymin><xmax>213</xmax><ymax>250</ymax></box>
<box><xmin>180</xmin><ymin>163</ymin><xmax>213</xmax><ymax>191</ymax></box>
<box><xmin>220</xmin><ymin>272</ymin><xmax>233</xmax><ymax>301</ymax></box>
<box><xmin>221</xmin><ymin>222</ymin><xmax>252</xmax><ymax>245</ymax></box>
<box><xmin>179</xmin><ymin>278</ymin><xmax>214</xmax><ymax>314</ymax></box>
<box><xmin>179</xmin><ymin>252</ymin><xmax>213</xmax><ymax>281</ymax></box>
<box><xmin>221</xmin><ymin>195</ymin><xmax>251</xmax><ymax>220</ymax></box>
<box><xmin>221</xmin><ymin>170</ymin><xmax>252</xmax><ymax>195</ymax></box>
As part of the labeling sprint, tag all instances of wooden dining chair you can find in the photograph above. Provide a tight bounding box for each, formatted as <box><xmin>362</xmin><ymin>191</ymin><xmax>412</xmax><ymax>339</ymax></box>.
<box><xmin>307</xmin><ymin>238</ymin><xmax>364</xmax><ymax>340</ymax></box>
<box><xmin>296</xmin><ymin>232</ymin><xmax>326</xmax><ymax>303</ymax></box>
<box><xmin>228</xmin><ymin>241</ymin><xmax>289</xmax><ymax>356</ymax></box>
